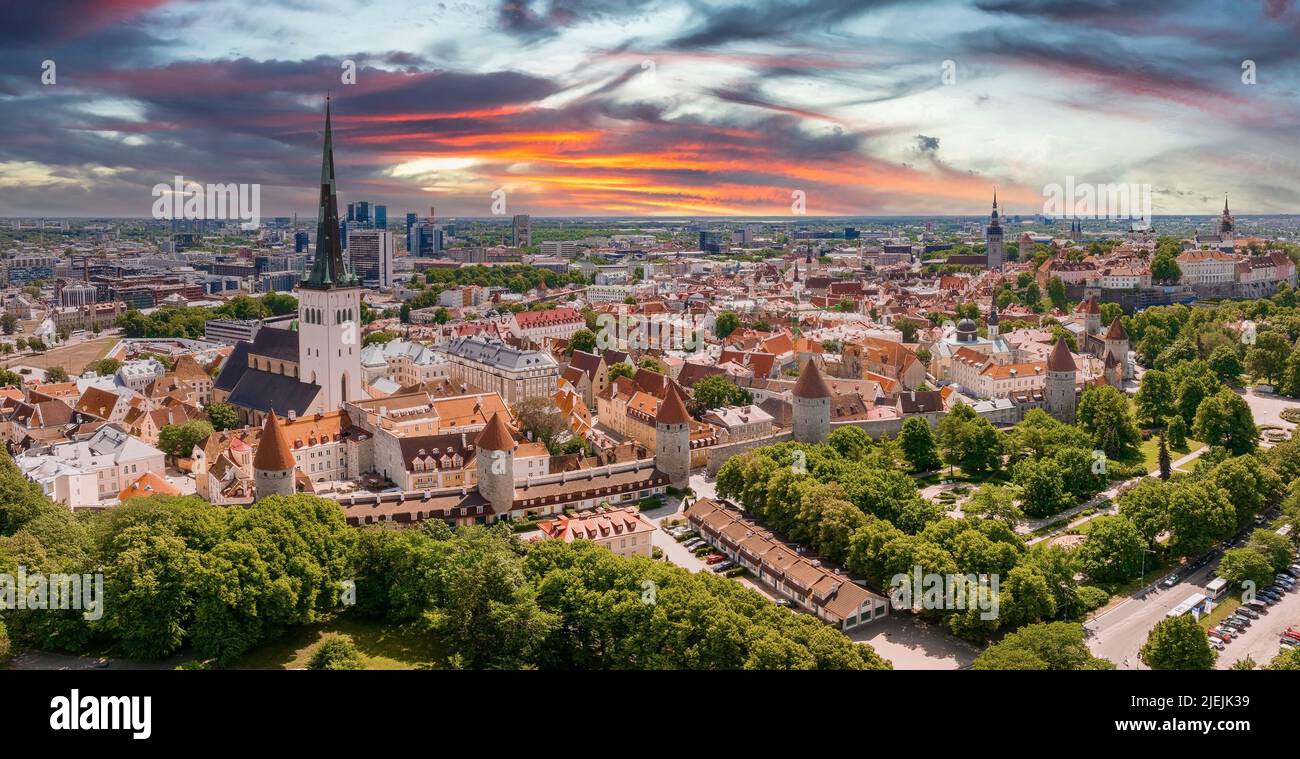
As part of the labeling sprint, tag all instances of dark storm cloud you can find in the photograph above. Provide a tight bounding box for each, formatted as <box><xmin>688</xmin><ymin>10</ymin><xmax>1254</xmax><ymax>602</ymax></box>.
<box><xmin>496</xmin><ymin>0</ymin><xmax>661</xmax><ymax>42</ymax></box>
<box><xmin>667</xmin><ymin>0</ymin><xmax>917</xmax><ymax>49</ymax></box>
<box><xmin>915</xmin><ymin>135</ymin><xmax>939</xmax><ymax>153</ymax></box>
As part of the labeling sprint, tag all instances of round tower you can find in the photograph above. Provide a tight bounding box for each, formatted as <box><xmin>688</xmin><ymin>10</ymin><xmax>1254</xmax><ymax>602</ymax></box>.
<box><xmin>1044</xmin><ymin>337</ymin><xmax>1078</xmax><ymax>423</ymax></box>
<box><xmin>655</xmin><ymin>384</ymin><xmax>692</xmax><ymax>488</ymax></box>
<box><xmin>253</xmin><ymin>411</ymin><xmax>297</xmax><ymax>500</ymax></box>
<box><xmin>792</xmin><ymin>358</ymin><xmax>832</xmax><ymax>444</ymax></box>
<box><xmin>1102</xmin><ymin>316</ymin><xmax>1131</xmax><ymax>381</ymax></box>
<box><xmin>475</xmin><ymin>410</ymin><xmax>517</xmax><ymax>515</ymax></box>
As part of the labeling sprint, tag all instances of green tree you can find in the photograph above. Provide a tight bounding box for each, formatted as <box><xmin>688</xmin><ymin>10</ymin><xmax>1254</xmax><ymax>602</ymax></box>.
<box><xmin>1166</xmin><ymin>481</ymin><xmax>1235</xmax><ymax>558</ymax></box>
<box><xmin>960</xmin><ymin>484</ymin><xmax>1022</xmax><ymax>527</ymax></box>
<box><xmin>85</xmin><ymin>358</ymin><xmax>122</xmax><ymax>376</ymax></box>
<box><xmin>0</xmin><ymin>312</ymin><xmax>16</xmax><ymax>335</ymax></box>
<box><xmin>1118</xmin><ymin>479</ymin><xmax>1170</xmax><ymax>547</ymax></box>
<box><xmin>1077</xmin><ymin>385</ymin><xmax>1140</xmax><ymax>458</ymax></box>
<box><xmin>714</xmin><ymin>311</ymin><xmax>740</xmax><ymax>339</ymax></box>
<box><xmin>308</xmin><ymin>634</ymin><xmax>364</xmax><ymax>670</ymax></box>
<box><xmin>1013</xmin><ymin>457</ymin><xmax>1071</xmax><ymax>518</ymax></box>
<box><xmin>973</xmin><ymin>622</ymin><xmax>1113</xmax><ymax>670</ymax></box>
<box><xmin>1150</xmin><ymin>250</ymin><xmax>1181</xmax><ymax>284</ymax></box>
<box><xmin>1140</xmin><ymin>615</ymin><xmax>1216</xmax><ymax>670</ymax></box>
<box><xmin>0</xmin><ymin>369</ymin><xmax>21</xmax><ymax>388</ymax></box>
<box><xmin>690</xmin><ymin>375</ymin><xmax>751</xmax><ymax>410</ymax></box>
<box><xmin>1207</xmin><ymin>345</ymin><xmax>1243</xmax><ymax>384</ymax></box>
<box><xmin>898</xmin><ymin>417</ymin><xmax>941</xmax><ymax>472</ymax></box>
<box><xmin>1245</xmin><ymin>330</ymin><xmax>1289</xmax><ymax>385</ymax></box>
<box><xmin>1166</xmin><ymin>415</ymin><xmax>1188</xmax><ymax>449</ymax></box>
<box><xmin>1217</xmin><ymin>547</ymin><xmax>1274</xmax><ymax>592</ymax></box>
<box><xmin>1075</xmin><ymin>516</ymin><xmax>1144</xmax><ymax>583</ymax></box>
<box><xmin>44</xmin><ymin>365</ymin><xmax>69</xmax><ymax>383</ymax></box>
<box><xmin>1192</xmin><ymin>389</ymin><xmax>1257</xmax><ymax>455</ymax></box>
<box><xmin>157</xmin><ymin>421</ymin><xmax>215</xmax><ymax>460</ymax></box>
<box><xmin>363</xmin><ymin>331</ymin><xmax>396</xmax><ymax>347</ymax></box>
<box><xmin>205</xmin><ymin>402</ymin><xmax>240</xmax><ymax>432</ymax></box>
<box><xmin>568</xmin><ymin>329</ymin><xmax>597</xmax><ymax>355</ymax></box>
<box><xmin>1134</xmin><ymin>369</ymin><xmax>1174</xmax><ymax>426</ymax></box>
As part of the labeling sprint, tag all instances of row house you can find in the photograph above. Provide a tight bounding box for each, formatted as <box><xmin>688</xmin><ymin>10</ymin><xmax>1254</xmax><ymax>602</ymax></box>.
<box><xmin>686</xmin><ymin>499</ymin><xmax>888</xmax><ymax>631</ymax></box>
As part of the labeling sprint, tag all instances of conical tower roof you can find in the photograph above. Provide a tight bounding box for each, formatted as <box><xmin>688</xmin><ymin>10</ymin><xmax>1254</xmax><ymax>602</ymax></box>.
<box><xmin>476</xmin><ymin>410</ymin><xmax>515</xmax><ymax>451</ymax></box>
<box><xmin>1104</xmin><ymin>316</ymin><xmax>1128</xmax><ymax>340</ymax></box>
<box><xmin>792</xmin><ymin>358</ymin><xmax>832</xmax><ymax>399</ymax></box>
<box><xmin>1047</xmin><ymin>337</ymin><xmax>1077</xmax><ymax>372</ymax></box>
<box><xmin>656</xmin><ymin>383</ymin><xmax>691</xmax><ymax>425</ymax></box>
<box><xmin>253</xmin><ymin>411</ymin><xmax>296</xmax><ymax>471</ymax></box>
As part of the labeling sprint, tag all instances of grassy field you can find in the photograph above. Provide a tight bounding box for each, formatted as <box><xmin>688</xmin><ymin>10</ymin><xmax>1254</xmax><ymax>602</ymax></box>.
<box><xmin>230</xmin><ymin>616</ymin><xmax>445</xmax><ymax>670</ymax></box>
<box><xmin>2</xmin><ymin>335</ymin><xmax>118</xmax><ymax>372</ymax></box>
<box><xmin>1198</xmin><ymin>596</ymin><xmax>1241</xmax><ymax>631</ymax></box>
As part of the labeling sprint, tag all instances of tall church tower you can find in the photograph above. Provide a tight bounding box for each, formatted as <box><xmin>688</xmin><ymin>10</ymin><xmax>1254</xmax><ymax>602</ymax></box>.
<box><xmin>1219</xmin><ymin>196</ymin><xmax>1235</xmax><ymax>246</ymax></box>
<box><xmin>986</xmin><ymin>190</ymin><xmax>1004</xmax><ymax>270</ymax></box>
<box><xmin>298</xmin><ymin>96</ymin><xmax>363</xmax><ymax>412</ymax></box>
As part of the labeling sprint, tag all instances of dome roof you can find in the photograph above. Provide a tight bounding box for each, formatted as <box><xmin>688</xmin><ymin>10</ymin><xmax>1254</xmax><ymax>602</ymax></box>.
<box><xmin>955</xmin><ymin>318</ymin><xmax>977</xmax><ymax>342</ymax></box>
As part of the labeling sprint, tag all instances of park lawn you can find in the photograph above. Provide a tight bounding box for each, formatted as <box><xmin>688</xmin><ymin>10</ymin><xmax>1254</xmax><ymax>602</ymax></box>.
<box><xmin>230</xmin><ymin>615</ymin><xmax>445</xmax><ymax>670</ymax></box>
<box><xmin>1198</xmin><ymin>597</ymin><xmax>1241</xmax><ymax>631</ymax></box>
<box><xmin>1128</xmin><ymin>437</ymin><xmax>1204</xmax><ymax>472</ymax></box>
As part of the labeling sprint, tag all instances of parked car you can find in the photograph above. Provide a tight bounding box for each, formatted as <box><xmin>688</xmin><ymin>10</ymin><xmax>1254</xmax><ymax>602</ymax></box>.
<box><xmin>1246</xmin><ymin>599</ymin><xmax>1270</xmax><ymax>612</ymax></box>
<box><xmin>1161</xmin><ymin>574</ymin><xmax>1180</xmax><ymax>589</ymax></box>
<box><xmin>1227</xmin><ymin>616</ymin><xmax>1251</xmax><ymax>628</ymax></box>
<box><xmin>1236</xmin><ymin>607</ymin><xmax>1260</xmax><ymax>620</ymax></box>
<box><xmin>1208</xmin><ymin>637</ymin><xmax>1226</xmax><ymax>651</ymax></box>
<box><xmin>705</xmin><ymin>554</ymin><xmax>727</xmax><ymax>564</ymax></box>
<box><xmin>1281</xmin><ymin>637</ymin><xmax>1299</xmax><ymax>648</ymax></box>
<box><xmin>1210</xmin><ymin>628</ymin><xmax>1234</xmax><ymax>641</ymax></box>
<box><xmin>711</xmin><ymin>561</ymin><xmax>735</xmax><ymax>573</ymax></box>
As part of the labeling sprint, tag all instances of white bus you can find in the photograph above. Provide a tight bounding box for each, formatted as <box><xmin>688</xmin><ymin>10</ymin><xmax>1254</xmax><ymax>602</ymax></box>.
<box><xmin>1167</xmin><ymin>592</ymin><xmax>1209</xmax><ymax>619</ymax></box>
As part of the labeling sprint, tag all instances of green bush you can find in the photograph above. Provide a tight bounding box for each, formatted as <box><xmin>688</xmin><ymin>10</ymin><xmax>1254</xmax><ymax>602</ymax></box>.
<box><xmin>308</xmin><ymin>634</ymin><xmax>364</xmax><ymax>670</ymax></box>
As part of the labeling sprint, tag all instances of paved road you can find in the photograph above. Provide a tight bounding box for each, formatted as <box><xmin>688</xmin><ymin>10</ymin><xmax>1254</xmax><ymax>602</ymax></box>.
<box><xmin>1084</xmin><ymin>558</ymin><xmax>1222</xmax><ymax>668</ymax></box>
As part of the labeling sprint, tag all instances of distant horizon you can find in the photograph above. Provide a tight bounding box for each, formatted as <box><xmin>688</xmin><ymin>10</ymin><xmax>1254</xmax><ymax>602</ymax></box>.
<box><xmin>4</xmin><ymin>213</ymin><xmax>1300</xmax><ymax>224</ymax></box>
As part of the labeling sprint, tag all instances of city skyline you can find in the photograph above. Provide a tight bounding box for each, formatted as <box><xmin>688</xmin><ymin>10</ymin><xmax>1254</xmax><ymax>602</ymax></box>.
<box><xmin>2</xmin><ymin>0</ymin><xmax>1300</xmax><ymax>218</ymax></box>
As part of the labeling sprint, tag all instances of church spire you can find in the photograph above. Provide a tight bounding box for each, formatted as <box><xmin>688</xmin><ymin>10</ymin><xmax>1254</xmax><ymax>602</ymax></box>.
<box><xmin>304</xmin><ymin>95</ymin><xmax>356</xmax><ymax>290</ymax></box>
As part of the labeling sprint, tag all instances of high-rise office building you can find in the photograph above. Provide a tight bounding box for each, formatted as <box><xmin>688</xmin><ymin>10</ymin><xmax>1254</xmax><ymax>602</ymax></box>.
<box><xmin>405</xmin><ymin>212</ymin><xmax>418</xmax><ymax>253</ymax></box>
<box><xmin>413</xmin><ymin>222</ymin><xmax>441</xmax><ymax>257</ymax></box>
<box><xmin>347</xmin><ymin>228</ymin><xmax>394</xmax><ymax>289</ymax></box>
<box><xmin>374</xmin><ymin>205</ymin><xmax>386</xmax><ymax>231</ymax></box>
<box><xmin>699</xmin><ymin>230</ymin><xmax>723</xmax><ymax>253</ymax></box>
<box><xmin>512</xmin><ymin>214</ymin><xmax>530</xmax><ymax>247</ymax></box>
<box><xmin>294</xmin><ymin>230</ymin><xmax>310</xmax><ymax>253</ymax></box>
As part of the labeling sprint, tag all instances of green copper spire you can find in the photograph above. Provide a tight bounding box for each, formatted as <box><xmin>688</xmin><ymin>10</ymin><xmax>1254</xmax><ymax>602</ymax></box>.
<box><xmin>304</xmin><ymin>95</ymin><xmax>357</xmax><ymax>289</ymax></box>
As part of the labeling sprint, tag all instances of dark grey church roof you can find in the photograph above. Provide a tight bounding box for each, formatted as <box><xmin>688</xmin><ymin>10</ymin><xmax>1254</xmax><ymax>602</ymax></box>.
<box><xmin>227</xmin><ymin>368</ymin><xmax>320</xmax><ymax>416</ymax></box>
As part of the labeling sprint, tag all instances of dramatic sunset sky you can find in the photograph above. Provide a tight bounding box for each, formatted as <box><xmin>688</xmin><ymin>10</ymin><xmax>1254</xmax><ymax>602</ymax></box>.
<box><xmin>1</xmin><ymin>0</ymin><xmax>1299</xmax><ymax>218</ymax></box>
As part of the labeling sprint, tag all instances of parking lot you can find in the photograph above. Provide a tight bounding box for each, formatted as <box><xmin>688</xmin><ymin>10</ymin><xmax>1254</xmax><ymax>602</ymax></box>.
<box><xmin>1211</xmin><ymin>565</ymin><xmax>1300</xmax><ymax>669</ymax></box>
